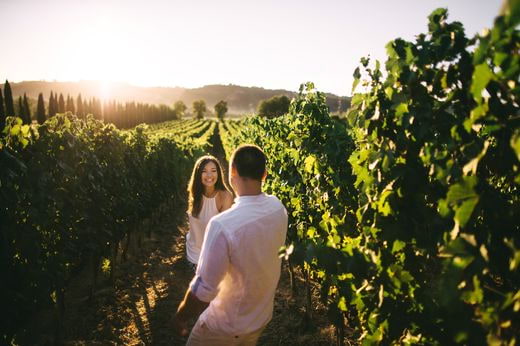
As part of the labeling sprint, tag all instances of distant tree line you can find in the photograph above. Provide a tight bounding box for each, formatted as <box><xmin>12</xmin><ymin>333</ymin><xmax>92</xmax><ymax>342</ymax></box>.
<box><xmin>0</xmin><ymin>80</ymin><xmax>182</xmax><ymax>129</ymax></box>
<box><xmin>0</xmin><ymin>79</ymin><xmax>323</xmax><ymax>129</ymax></box>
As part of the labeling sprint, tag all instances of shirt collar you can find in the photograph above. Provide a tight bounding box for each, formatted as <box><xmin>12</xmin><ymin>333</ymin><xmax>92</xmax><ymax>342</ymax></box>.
<box><xmin>235</xmin><ymin>193</ymin><xmax>266</xmax><ymax>203</ymax></box>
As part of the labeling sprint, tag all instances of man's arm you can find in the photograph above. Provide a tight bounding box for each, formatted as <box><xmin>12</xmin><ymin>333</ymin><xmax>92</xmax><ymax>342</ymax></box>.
<box><xmin>173</xmin><ymin>220</ymin><xmax>230</xmax><ymax>335</ymax></box>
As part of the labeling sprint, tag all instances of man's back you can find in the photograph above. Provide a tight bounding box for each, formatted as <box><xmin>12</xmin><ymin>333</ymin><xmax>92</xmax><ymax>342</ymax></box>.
<box><xmin>192</xmin><ymin>193</ymin><xmax>288</xmax><ymax>335</ymax></box>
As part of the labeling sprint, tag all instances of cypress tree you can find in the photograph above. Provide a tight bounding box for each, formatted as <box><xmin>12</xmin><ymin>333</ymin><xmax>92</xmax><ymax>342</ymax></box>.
<box><xmin>87</xmin><ymin>99</ymin><xmax>92</xmax><ymax>117</ymax></box>
<box><xmin>17</xmin><ymin>96</ymin><xmax>24</xmax><ymax>121</ymax></box>
<box><xmin>66</xmin><ymin>94</ymin><xmax>75</xmax><ymax>113</ymax></box>
<box><xmin>48</xmin><ymin>91</ymin><xmax>54</xmax><ymax>117</ymax></box>
<box><xmin>76</xmin><ymin>94</ymin><xmax>84</xmax><ymax>118</ymax></box>
<box><xmin>47</xmin><ymin>92</ymin><xmax>51</xmax><ymax>117</ymax></box>
<box><xmin>83</xmin><ymin>99</ymin><xmax>89</xmax><ymax>117</ymax></box>
<box><xmin>58</xmin><ymin>93</ymin><xmax>65</xmax><ymax>113</ymax></box>
<box><xmin>93</xmin><ymin>98</ymin><xmax>100</xmax><ymax>120</ymax></box>
<box><xmin>36</xmin><ymin>93</ymin><xmax>46</xmax><ymax>124</ymax></box>
<box><xmin>48</xmin><ymin>91</ymin><xmax>53</xmax><ymax>117</ymax></box>
<box><xmin>102</xmin><ymin>100</ymin><xmax>108</xmax><ymax>123</ymax></box>
<box><xmin>23</xmin><ymin>93</ymin><xmax>31</xmax><ymax>124</ymax></box>
<box><xmin>92</xmin><ymin>98</ymin><xmax>101</xmax><ymax>120</ymax></box>
<box><xmin>53</xmin><ymin>93</ymin><xmax>58</xmax><ymax>116</ymax></box>
<box><xmin>4</xmin><ymin>80</ymin><xmax>15</xmax><ymax>117</ymax></box>
<box><xmin>0</xmin><ymin>87</ymin><xmax>5</xmax><ymax>130</ymax></box>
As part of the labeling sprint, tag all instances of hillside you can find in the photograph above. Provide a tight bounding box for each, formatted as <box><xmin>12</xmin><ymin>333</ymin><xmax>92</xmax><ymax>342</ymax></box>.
<box><xmin>8</xmin><ymin>81</ymin><xmax>350</xmax><ymax>114</ymax></box>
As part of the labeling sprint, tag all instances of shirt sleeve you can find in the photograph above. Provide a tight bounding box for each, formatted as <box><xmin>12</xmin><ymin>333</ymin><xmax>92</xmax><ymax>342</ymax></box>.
<box><xmin>189</xmin><ymin>219</ymin><xmax>230</xmax><ymax>302</ymax></box>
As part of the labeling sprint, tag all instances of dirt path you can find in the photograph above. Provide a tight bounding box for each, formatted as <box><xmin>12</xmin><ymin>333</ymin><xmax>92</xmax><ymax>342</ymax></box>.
<box><xmin>60</xmin><ymin>220</ymin><xmax>194</xmax><ymax>345</ymax></box>
<box><xmin>60</xmin><ymin>222</ymin><xmax>336</xmax><ymax>345</ymax></box>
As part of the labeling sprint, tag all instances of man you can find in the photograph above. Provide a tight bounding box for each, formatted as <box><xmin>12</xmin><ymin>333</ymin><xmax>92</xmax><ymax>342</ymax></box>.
<box><xmin>173</xmin><ymin>144</ymin><xmax>288</xmax><ymax>345</ymax></box>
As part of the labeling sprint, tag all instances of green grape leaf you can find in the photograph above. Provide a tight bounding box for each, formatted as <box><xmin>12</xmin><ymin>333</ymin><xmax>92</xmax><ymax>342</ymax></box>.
<box><xmin>392</xmin><ymin>240</ymin><xmax>406</xmax><ymax>253</ymax></box>
<box><xmin>471</xmin><ymin>63</ymin><xmax>494</xmax><ymax>102</ymax></box>
<box><xmin>511</xmin><ymin>129</ymin><xmax>520</xmax><ymax>162</ymax></box>
<box><xmin>304</xmin><ymin>155</ymin><xmax>316</xmax><ymax>174</ymax></box>
<box><xmin>455</xmin><ymin>196</ymin><xmax>479</xmax><ymax>228</ymax></box>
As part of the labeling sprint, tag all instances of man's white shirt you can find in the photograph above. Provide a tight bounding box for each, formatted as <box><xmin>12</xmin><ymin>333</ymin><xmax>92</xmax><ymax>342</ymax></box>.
<box><xmin>189</xmin><ymin>193</ymin><xmax>288</xmax><ymax>335</ymax></box>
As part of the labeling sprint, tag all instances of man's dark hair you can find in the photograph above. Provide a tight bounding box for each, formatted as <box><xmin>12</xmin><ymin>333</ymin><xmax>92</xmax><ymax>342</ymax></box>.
<box><xmin>230</xmin><ymin>144</ymin><xmax>266</xmax><ymax>181</ymax></box>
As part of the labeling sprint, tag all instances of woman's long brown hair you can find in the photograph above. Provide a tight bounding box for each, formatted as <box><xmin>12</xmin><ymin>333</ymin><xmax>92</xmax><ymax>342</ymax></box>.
<box><xmin>187</xmin><ymin>155</ymin><xmax>230</xmax><ymax>218</ymax></box>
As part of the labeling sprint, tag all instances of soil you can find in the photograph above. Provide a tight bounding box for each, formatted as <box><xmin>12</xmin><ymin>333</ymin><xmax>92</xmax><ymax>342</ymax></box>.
<box><xmin>56</xmin><ymin>221</ymin><xmax>338</xmax><ymax>346</ymax></box>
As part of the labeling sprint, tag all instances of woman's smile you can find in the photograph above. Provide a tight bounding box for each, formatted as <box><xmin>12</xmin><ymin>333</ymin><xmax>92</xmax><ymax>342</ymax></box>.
<box><xmin>201</xmin><ymin>161</ymin><xmax>218</xmax><ymax>188</ymax></box>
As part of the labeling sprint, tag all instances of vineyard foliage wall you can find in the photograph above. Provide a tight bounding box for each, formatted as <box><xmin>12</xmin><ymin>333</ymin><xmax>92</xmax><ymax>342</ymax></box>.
<box><xmin>0</xmin><ymin>114</ymin><xmax>213</xmax><ymax>342</ymax></box>
<box><xmin>222</xmin><ymin>7</ymin><xmax>519</xmax><ymax>345</ymax></box>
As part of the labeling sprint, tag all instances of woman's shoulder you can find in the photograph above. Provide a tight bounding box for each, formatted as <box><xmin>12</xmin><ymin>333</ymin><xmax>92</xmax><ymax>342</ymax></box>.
<box><xmin>218</xmin><ymin>189</ymin><xmax>233</xmax><ymax>200</ymax></box>
<box><xmin>216</xmin><ymin>189</ymin><xmax>234</xmax><ymax>209</ymax></box>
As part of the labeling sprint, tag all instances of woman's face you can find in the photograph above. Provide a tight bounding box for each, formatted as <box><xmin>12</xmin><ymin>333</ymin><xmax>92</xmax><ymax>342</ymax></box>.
<box><xmin>201</xmin><ymin>161</ymin><xmax>218</xmax><ymax>189</ymax></box>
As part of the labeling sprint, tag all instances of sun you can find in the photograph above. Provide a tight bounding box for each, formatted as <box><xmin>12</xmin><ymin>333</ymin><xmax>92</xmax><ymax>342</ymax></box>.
<box><xmin>99</xmin><ymin>80</ymin><xmax>112</xmax><ymax>100</ymax></box>
<box><xmin>61</xmin><ymin>14</ymin><xmax>134</xmax><ymax>94</ymax></box>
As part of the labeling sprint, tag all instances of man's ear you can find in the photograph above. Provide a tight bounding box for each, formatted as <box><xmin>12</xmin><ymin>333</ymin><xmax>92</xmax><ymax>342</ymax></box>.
<box><xmin>261</xmin><ymin>170</ymin><xmax>267</xmax><ymax>182</ymax></box>
<box><xmin>230</xmin><ymin>164</ymin><xmax>238</xmax><ymax>177</ymax></box>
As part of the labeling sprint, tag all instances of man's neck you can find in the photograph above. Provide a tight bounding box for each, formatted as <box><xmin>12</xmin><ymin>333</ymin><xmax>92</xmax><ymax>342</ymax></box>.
<box><xmin>237</xmin><ymin>189</ymin><xmax>262</xmax><ymax>197</ymax></box>
<box><xmin>235</xmin><ymin>179</ymin><xmax>262</xmax><ymax>196</ymax></box>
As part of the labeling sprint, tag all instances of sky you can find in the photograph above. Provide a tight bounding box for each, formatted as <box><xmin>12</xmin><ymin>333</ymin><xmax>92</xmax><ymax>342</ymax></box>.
<box><xmin>0</xmin><ymin>0</ymin><xmax>503</xmax><ymax>96</ymax></box>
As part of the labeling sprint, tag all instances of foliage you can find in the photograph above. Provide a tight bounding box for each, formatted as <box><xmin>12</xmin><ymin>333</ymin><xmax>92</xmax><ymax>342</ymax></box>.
<box><xmin>58</xmin><ymin>93</ymin><xmax>65</xmax><ymax>113</ymax></box>
<box><xmin>174</xmin><ymin>100</ymin><xmax>188</xmax><ymax>118</ymax></box>
<box><xmin>22</xmin><ymin>93</ymin><xmax>31</xmax><ymax>124</ymax></box>
<box><xmin>17</xmin><ymin>96</ymin><xmax>28</xmax><ymax>125</ymax></box>
<box><xmin>0</xmin><ymin>87</ymin><xmax>5</xmax><ymax>130</ymax></box>
<box><xmin>0</xmin><ymin>114</ymin><xmax>213</xmax><ymax>343</ymax></box>
<box><xmin>345</xmin><ymin>6</ymin><xmax>519</xmax><ymax>344</ymax></box>
<box><xmin>257</xmin><ymin>94</ymin><xmax>290</xmax><ymax>118</ymax></box>
<box><xmin>36</xmin><ymin>93</ymin><xmax>46</xmax><ymax>124</ymax></box>
<box><xmin>192</xmin><ymin>99</ymin><xmax>207</xmax><ymax>119</ymax></box>
<box><xmin>220</xmin><ymin>6</ymin><xmax>519</xmax><ymax>344</ymax></box>
<box><xmin>214</xmin><ymin>100</ymin><xmax>228</xmax><ymax>120</ymax></box>
<box><xmin>48</xmin><ymin>91</ymin><xmax>57</xmax><ymax>118</ymax></box>
<box><xmin>221</xmin><ymin>83</ymin><xmax>359</xmax><ymax>339</ymax></box>
<box><xmin>3</xmin><ymin>80</ymin><xmax>15</xmax><ymax>117</ymax></box>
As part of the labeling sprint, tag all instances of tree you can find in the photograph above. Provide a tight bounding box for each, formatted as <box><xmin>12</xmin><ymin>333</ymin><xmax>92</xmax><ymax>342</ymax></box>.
<box><xmin>58</xmin><ymin>93</ymin><xmax>65</xmax><ymax>113</ymax></box>
<box><xmin>76</xmin><ymin>94</ymin><xmax>84</xmax><ymax>118</ymax></box>
<box><xmin>214</xmin><ymin>100</ymin><xmax>228</xmax><ymax>120</ymax></box>
<box><xmin>23</xmin><ymin>93</ymin><xmax>31</xmax><ymax>124</ymax></box>
<box><xmin>192</xmin><ymin>100</ymin><xmax>207</xmax><ymax>119</ymax></box>
<box><xmin>173</xmin><ymin>100</ymin><xmax>187</xmax><ymax>119</ymax></box>
<box><xmin>66</xmin><ymin>94</ymin><xmax>75</xmax><ymax>113</ymax></box>
<box><xmin>0</xmin><ymin>87</ymin><xmax>5</xmax><ymax>130</ymax></box>
<box><xmin>36</xmin><ymin>93</ymin><xmax>46</xmax><ymax>124</ymax></box>
<box><xmin>17</xmin><ymin>96</ymin><xmax>25</xmax><ymax>123</ymax></box>
<box><xmin>4</xmin><ymin>80</ymin><xmax>14</xmax><ymax>117</ymax></box>
<box><xmin>93</xmin><ymin>97</ymin><xmax>102</xmax><ymax>120</ymax></box>
<box><xmin>257</xmin><ymin>95</ymin><xmax>290</xmax><ymax>118</ymax></box>
<box><xmin>49</xmin><ymin>91</ymin><xmax>59</xmax><ymax>117</ymax></box>
<box><xmin>83</xmin><ymin>99</ymin><xmax>89</xmax><ymax>116</ymax></box>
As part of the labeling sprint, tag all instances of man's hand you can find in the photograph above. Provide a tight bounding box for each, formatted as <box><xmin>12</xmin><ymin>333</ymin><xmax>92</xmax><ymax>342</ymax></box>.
<box><xmin>172</xmin><ymin>313</ymin><xmax>189</xmax><ymax>337</ymax></box>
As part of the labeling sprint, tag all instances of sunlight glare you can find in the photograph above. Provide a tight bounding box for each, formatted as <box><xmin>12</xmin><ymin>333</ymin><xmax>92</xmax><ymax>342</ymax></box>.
<box><xmin>99</xmin><ymin>81</ymin><xmax>112</xmax><ymax>100</ymax></box>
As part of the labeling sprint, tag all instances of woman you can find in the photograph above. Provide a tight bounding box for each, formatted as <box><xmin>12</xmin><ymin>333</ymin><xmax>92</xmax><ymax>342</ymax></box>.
<box><xmin>186</xmin><ymin>155</ymin><xmax>233</xmax><ymax>269</ymax></box>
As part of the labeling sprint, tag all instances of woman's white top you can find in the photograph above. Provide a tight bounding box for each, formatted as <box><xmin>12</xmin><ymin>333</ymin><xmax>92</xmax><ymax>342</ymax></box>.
<box><xmin>186</xmin><ymin>195</ymin><xmax>219</xmax><ymax>264</ymax></box>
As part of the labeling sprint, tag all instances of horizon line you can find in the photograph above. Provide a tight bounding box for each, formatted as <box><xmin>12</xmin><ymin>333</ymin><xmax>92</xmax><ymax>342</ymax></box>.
<box><xmin>2</xmin><ymin>79</ymin><xmax>350</xmax><ymax>98</ymax></box>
